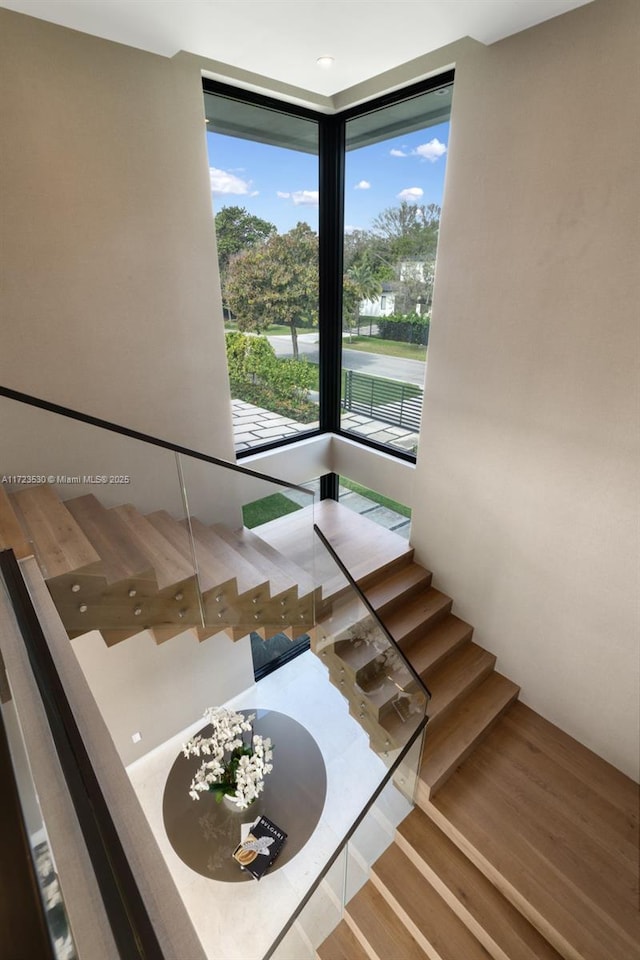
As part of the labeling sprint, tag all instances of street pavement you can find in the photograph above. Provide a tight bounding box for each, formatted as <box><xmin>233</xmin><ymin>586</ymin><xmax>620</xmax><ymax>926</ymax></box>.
<box><xmin>268</xmin><ymin>334</ymin><xmax>426</xmax><ymax>387</ymax></box>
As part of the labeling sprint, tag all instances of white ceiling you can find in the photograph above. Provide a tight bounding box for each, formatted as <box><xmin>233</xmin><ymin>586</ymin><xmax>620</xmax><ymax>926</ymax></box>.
<box><xmin>1</xmin><ymin>0</ymin><xmax>593</xmax><ymax>97</ymax></box>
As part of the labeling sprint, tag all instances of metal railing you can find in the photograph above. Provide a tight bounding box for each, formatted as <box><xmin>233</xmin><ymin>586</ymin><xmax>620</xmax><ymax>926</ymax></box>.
<box><xmin>342</xmin><ymin>369</ymin><xmax>423</xmax><ymax>432</ymax></box>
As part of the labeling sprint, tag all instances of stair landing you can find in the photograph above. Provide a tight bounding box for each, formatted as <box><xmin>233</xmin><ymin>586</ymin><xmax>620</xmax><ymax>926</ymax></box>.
<box><xmin>256</xmin><ymin>500</ymin><xmax>413</xmax><ymax>596</ymax></box>
<box><xmin>424</xmin><ymin>701</ymin><xmax>640</xmax><ymax>960</ymax></box>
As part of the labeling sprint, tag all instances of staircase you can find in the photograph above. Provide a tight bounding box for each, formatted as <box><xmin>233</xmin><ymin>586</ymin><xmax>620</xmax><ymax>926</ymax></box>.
<box><xmin>1</xmin><ymin>487</ymin><xmax>637</xmax><ymax>960</ymax></box>
<box><xmin>309</xmin><ymin>513</ymin><xmax>640</xmax><ymax>960</ymax></box>
<box><xmin>1</xmin><ymin>484</ymin><xmax>324</xmax><ymax>645</ymax></box>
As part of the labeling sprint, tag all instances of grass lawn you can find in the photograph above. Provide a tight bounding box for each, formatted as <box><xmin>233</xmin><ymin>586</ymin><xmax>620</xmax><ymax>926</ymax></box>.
<box><xmin>343</xmin><ymin>336</ymin><xmax>427</xmax><ymax>361</ymax></box>
<box><xmin>339</xmin><ymin>478</ymin><xmax>412</xmax><ymax>518</ymax></box>
<box><xmin>242</xmin><ymin>492</ymin><xmax>303</xmax><ymax>529</ymax></box>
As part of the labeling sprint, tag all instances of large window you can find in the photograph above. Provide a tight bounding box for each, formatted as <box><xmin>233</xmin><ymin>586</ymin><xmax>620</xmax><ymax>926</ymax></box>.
<box><xmin>204</xmin><ymin>90</ymin><xmax>320</xmax><ymax>453</ymax></box>
<box><xmin>204</xmin><ymin>74</ymin><xmax>453</xmax><ymax>461</ymax></box>
<box><xmin>340</xmin><ymin>83</ymin><xmax>452</xmax><ymax>456</ymax></box>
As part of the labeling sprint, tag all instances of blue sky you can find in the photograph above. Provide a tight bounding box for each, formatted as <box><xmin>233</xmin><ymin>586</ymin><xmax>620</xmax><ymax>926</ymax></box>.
<box><xmin>206</xmin><ymin>119</ymin><xmax>449</xmax><ymax>235</ymax></box>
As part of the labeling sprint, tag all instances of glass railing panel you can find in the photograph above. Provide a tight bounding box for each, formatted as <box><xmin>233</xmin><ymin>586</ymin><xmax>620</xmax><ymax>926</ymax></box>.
<box><xmin>312</xmin><ymin>527</ymin><xmax>429</xmax><ymax>770</ymax></box>
<box><xmin>1</xmin><ymin>388</ymin><xmax>427</xmax><ymax>960</ymax></box>
<box><xmin>0</xmin><ymin>394</ymin><xmax>203</xmax><ymax>641</ymax></box>
<box><xmin>269</xmin><ymin>847</ymin><xmax>347</xmax><ymax>960</ymax></box>
<box><xmin>0</xmin><ymin>654</ymin><xmax>77</xmax><ymax>960</ymax></box>
<box><xmin>176</xmin><ymin>453</ymin><xmax>315</xmax><ymax>678</ymax></box>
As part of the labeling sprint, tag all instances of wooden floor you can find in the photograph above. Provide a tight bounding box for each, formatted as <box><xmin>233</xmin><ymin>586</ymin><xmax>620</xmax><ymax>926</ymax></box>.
<box><xmin>257</xmin><ymin>500</ymin><xmax>414</xmax><ymax>595</ymax></box>
<box><xmin>425</xmin><ymin>701</ymin><xmax>640</xmax><ymax>960</ymax></box>
<box><xmin>309</xmin><ymin>504</ymin><xmax>639</xmax><ymax>960</ymax></box>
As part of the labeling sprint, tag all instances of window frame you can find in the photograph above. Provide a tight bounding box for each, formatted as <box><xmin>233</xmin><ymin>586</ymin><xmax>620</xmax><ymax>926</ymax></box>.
<box><xmin>203</xmin><ymin>71</ymin><xmax>455</xmax><ymax>463</ymax></box>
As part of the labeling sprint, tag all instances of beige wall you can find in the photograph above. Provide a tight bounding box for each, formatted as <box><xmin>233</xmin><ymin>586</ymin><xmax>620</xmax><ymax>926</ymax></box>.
<box><xmin>411</xmin><ymin>0</ymin><xmax>639</xmax><ymax>778</ymax></box>
<box><xmin>1</xmin><ymin>1</ymin><xmax>637</xmax><ymax>782</ymax></box>
<box><xmin>0</xmin><ymin>7</ymin><xmax>234</xmax><ymax>461</ymax></box>
<box><xmin>71</xmin><ymin>628</ymin><xmax>254</xmax><ymax>767</ymax></box>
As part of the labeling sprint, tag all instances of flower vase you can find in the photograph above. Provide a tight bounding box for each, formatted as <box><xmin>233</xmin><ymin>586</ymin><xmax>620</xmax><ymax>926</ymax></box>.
<box><xmin>222</xmin><ymin>792</ymin><xmax>242</xmax><ymax>812</ymax></box>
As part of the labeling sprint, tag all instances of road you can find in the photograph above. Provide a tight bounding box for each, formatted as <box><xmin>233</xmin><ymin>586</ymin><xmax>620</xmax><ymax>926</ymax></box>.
<box><xmin>268</xmin><ymin>334</ymin><xmax>426</xmax><ymax>387</ymax></box>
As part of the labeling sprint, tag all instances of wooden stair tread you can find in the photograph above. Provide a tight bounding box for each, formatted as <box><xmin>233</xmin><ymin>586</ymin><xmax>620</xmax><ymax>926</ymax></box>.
<box><xmin>403</xmin><ymin>614</ymin><xmax>473</xmax><ymax>677</ymax></box>
<box><xmin>424</xmin><ymin>642</ymin><xmax>496</xmax><ymax>722</ymax></box>
<box><xmin>483</xmin><ymin>709</ymin><xmax>639</xmax><ymax>861</ymax></box>
<box><xmin>384</xmin><ymin>587</ymin><xmax>453</xmax><ymax>648</ymax></box>
<box><xmin>237</xmin><ymin>526</ymin><xmax>318</xmax><ymax>597</ymax></box>
<box><xmin>188</xmin><ymin>518</ymin><xmax>268</xmax><ymax>597</ymax></box>
<box><xmin>503</xmin><ymin>702</ymin><xmax>639</xmax><ymax>817</ymax></box>
<box><xmin>316</xmin><ymin>920</ymin><xmax>370</xmax><ymax>960</ymax></box>
<box><xmin>419</xmin><ymin>672</ymin><xmax>519</xmax><ymax>798</ymax></box>
<box><xmin>210</xmin><ymin>524</ymin><xmax>297</xmax><ymax>598</ymax></box>
<box><xmin>64</xmin><ymin>495</ymin><xmax>156</xmax><ymax>585</ymax></box>
<box><xmin>364</xmin><ymin>561</ymin><xmax>432</xmax><ymax>615</ymax></box>
<box><xmin>145</xmin><ymin>511</ymin><xmax>235</xmax><ymax>595</ymax></box>
<box><xmin>396</xmin><ymin>808</ymin><xmax>563</xmax><ymax>960</ymax></box>
<box><xmin>258</xmin><ymin>501</ymin><xmax>413</xmax><ymax>593</ymax></box>
<box><xmin>371</xmin><ymin>843</ymin><xmax>492</xmax><ymax>960</ymax></box>
<box><xmin>10</xmin><ymin>484</ymin><xmax>101</xmax><ymax>578</ymax></box>
<box><xmin>112</xmin><ymin>504</ymin><xmax>196</xmax><ymax>590</ymax></box>
<box><xmin>429</xmin><ymin>707</ymin><xmax>640</xmax><ymax>960</ymax></box>
<box><xmin>346</xmin><ymin>882</ymin><xmax>428</xmax><ymax>960</ymax></box>
<box><xmin>0</xmin><ymin>486</ymin><xmax>32</xmax><ymax>560</ymax></box>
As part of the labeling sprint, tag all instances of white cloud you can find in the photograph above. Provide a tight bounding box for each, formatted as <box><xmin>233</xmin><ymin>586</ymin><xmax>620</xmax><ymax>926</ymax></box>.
<box><xmin>414</xmin><ymin>138</ymin><xmax>447</xmax><ymax>162</ymax></box>
<box><xmin>390</xmin><ymin>139</ymin><xmax>447</xmax><ymax>162</ymax></box>
<box><xmin>292</xmin><ymin>189</ymin><xmax>319</xmax><ymax>206</ymax></box>
<box><xmin>397</xmin><ymin>186</ymin><xmax>424</xmax><ymax>202</ymax></box>
<box><xmin>209</xmin><ymin>166</ymin><xmax>254</xmax><ymax>196</ymax></box>
<box><xmin>344</xmin><ymin>224</ymin><xmax>363</xmax><ymax>235</ymax></box>
<box><xmin>355</xmin><ymin>180</ymin><xmax>371</xmax><ymax>190</ymax></box>
<box><xmin>278</xmin><ymin>189</ymin><xmax>319</xmax><ymax>206</ymax></box>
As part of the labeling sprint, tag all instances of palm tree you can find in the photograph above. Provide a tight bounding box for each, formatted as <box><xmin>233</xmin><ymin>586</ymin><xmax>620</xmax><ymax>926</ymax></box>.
<box><xmin>346</xmin><ymin>261</ymin><xmax>382</xmax><ymax>338</ymax></box>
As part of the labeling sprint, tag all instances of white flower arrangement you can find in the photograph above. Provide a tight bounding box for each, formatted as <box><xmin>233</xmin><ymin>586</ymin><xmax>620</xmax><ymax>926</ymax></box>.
<box><xmin>182</xmin><ymin>707</ymin><xmax>273</xmax><ymax>809</ymax></box>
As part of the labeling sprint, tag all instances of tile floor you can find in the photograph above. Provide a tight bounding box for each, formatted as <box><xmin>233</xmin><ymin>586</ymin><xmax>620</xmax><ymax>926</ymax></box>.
<box><xmin>127</xmin><ymin>651</ymin><xmax>410</xmax><ymax>960</ymax></box>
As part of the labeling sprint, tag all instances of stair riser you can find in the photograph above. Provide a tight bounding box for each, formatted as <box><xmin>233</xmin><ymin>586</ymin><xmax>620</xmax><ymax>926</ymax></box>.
<box><xmin>421</xmin><ymin>804</ymin><xmax>582</xmax><ymax>960</ymax></box>
<box><xmin>395</xmin><ymin>598</ymin><xmax>453</xmax><ymax>651</ymax></box>
<box><xmin>409</xmin><ymin>624</ymin><xmax>474</xmax><ymax>680</ymax></box>
<box><xmin>394</xmin><ymin>832</ymin><xmax>513</xmax><ymax>960</ymax></box>
<box><xmin>342</xmin><ymin>910</ymin><xmax>380</xmax><ymax>960</ymax></box>
<box><xmin>368</xmin><ymin>871</ymin><xmax>438</xmax><ymax>959</ymax></box>
<box><xmin>425</xmin><ymin>655</ymin><xmax>497</xmax><ymax>734</ymax></box>
<box><xmin>371</xmin><ymin>571</ymin><xmax>434</xmax><ymax>620</ymax></box>
<box><xmin>356</xmin><ymin>549</ymin><xmax>414</xmax><ymax>592</ymax></box>
<box><xmin>418</xmin><ymin>690</ymin><xmax>519</xmax><ymax>802</ymax></box>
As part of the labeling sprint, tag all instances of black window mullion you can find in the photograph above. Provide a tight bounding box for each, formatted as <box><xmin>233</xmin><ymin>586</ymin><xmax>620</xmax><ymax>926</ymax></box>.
<box><xmin>318</xmin><ymin>114</ymin><xmax>345</xmax><ymax>435</ymax></box>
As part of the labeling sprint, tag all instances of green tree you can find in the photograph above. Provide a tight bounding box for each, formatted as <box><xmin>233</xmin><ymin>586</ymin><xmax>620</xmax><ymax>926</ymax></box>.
<box><xmin>215</xmin><ymin>205</ymin><xmax>276</xmax><ymax>269</ymax></box>
<box><xmin>214</xmin><ymin>206</ymin><xmax>276</xmax><ymax>310</ymax></box>
<box><xmin>345</xmin><ymin>260</ymin><xmax>382</xmax><ymax>337</ymax></box>
<box><xmin>371</xmin><ymin>200</ymin><xmax>440</xmax><ymax>261</ymax></box>
<box><xmin>224</xmin><ymin>222</ymin><xmax>318</xmax><ymax>359</ymax></box>
<box><xmin>367</xmin><ymin>201</ymin><xmax>440</xmax><ymax>314</ymax></box>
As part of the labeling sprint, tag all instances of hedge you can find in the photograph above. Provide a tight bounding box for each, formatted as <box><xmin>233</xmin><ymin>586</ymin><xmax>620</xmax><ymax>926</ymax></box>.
<box><xmin>377</xmin><ymin>313</ymin><xmax>430</xmax><ymax>345</ymax></box>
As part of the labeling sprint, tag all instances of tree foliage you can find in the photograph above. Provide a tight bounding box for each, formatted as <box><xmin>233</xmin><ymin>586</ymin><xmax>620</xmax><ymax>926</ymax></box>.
<box><xmin>215</xmin><ymin>205</ymin><xmax>276</xmax><ymax>274</ymax></box>
<box><xmin>370</xmin><ymin>200</ymin><xmax>440</xmax><ymax>262</ymax></box>
<box><xmin>225</xmin><ymin>331</ymin><xmax>317</xmax><ymax>422</ymax></box>
<box><xmin>344</xmin><ymin>260</ymin><xmax>382</xmax><ymax>335</ymax></box>
<box><xmin>224</xmin><ymin>222</ymin><xmax>318</xmax><ymax>359</ymax></box>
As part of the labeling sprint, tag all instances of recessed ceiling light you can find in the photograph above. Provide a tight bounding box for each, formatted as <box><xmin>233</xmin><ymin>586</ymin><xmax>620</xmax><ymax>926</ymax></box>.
<box><xmin>317</xmin><ymin>56</ymin><xmax>334</xmax><ymax>68</ymax></box>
